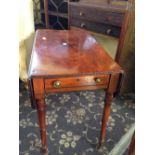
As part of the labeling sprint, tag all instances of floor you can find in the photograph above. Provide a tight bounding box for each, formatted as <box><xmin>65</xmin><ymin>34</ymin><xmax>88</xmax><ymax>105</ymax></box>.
<box><xmin>19</xmin><ymin>82</ymin><xmax>135</xmax><ymax>155</ymax></box>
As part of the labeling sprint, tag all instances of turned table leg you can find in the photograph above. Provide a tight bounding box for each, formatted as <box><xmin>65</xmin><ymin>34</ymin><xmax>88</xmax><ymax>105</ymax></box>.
<box><xmin>99</xmin><ymin>92</ymin><xmax>113</xmax><ymax>146</ymax></box>
<box><xmin>37</xmin><ymin>98</ymin><xmax>48</xmax><ymax>153</ymax></box>
<box><xmin>129</xmin><ymin>132</ymin><xmax>135</xmax><ymax>155</ymax></box>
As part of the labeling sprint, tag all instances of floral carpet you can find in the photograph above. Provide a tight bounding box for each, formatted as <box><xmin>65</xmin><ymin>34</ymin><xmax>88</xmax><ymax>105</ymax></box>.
<box><xmin>19</xmin><ymin>83</ymin><xmax>135</xmax><ymax>155</ymax></box>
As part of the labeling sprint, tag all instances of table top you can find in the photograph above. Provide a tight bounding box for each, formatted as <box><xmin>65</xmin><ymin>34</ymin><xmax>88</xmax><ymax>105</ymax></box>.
<box><xmin>28</xmin><ymin>29</ymin><xmax>122</xmax><ymax>77</ymax></box>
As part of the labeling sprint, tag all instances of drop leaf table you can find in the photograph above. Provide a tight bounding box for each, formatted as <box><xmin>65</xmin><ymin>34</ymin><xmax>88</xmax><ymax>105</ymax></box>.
<box><xmin>28</xmin><ymin>29</ymin><xmax>124</xmax><ymax>153</ymax></box>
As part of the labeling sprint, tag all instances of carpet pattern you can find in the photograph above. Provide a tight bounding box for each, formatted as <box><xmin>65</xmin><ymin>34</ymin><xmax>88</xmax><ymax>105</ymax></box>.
<box><xmin>19</xmin><ymin>84</ymin><xmax>134</xmax><ymax>155</ymax></box>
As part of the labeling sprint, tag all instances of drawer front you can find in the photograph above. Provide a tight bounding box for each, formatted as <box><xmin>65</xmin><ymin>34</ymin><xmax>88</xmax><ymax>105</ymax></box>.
<box><xmin>70</xmin><ymin>18</ymin><xmax>121</xmax><ymax>37</ymax></box>
<box><xmin>69</xmin><ymin>4</ymin><xmax>124</xmax><ymax>27</ymax></box>
<box><xmin>45</xmin><ymin>75</ymin><xmax>110</xmax><ymax>91</ymax></box>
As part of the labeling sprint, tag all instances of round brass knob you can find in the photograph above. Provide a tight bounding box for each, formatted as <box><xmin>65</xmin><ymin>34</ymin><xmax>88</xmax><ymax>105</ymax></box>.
<box><xmin>95</xmin><ymin>78</ymin><xmax>101</xmax><ymax>83</ymax></box>
<box><xmin>106</xmin><ymin>29</ymin><xmax>112</xmax><ymax>34</ymax></box>
<box><xmin>79</xmin><ymin>11</ymin><xmax>84</xmax><ymax>16</ymax></box>
<box><xmin>53</xmin><ymin>81</ymin><xmax>61</xmax><ymax>88</ymax></box>
<box><xmin>81</xmin><ymin>23</ymin><xmax>86</xmax><ymax>28</ymax></box>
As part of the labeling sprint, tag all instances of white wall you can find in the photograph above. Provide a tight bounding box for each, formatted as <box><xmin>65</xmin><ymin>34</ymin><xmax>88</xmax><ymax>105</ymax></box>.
<box><xmin>19</xmin><ymin>0</ymin><xmax>35</xmax><ymax>82</ymax></box>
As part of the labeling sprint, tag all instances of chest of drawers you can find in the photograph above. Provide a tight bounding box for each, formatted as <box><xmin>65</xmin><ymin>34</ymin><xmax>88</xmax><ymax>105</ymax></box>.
<box><xmin>69</xmin><ymin>0</ymin><xmax>129</xmax><ymax>37</ymax></box>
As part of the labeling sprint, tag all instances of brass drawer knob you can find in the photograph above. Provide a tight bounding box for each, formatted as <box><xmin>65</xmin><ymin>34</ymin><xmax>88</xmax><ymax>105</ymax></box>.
<box><xmin>81</xmin><ymin>23</ymin><xmax>86</xmax><ymax>28</ymax></box>
<box><xmin>53</xmin><ymin>81</ymin><xmax>61</xmax><ymax>88</ymax></box>
<box><xmin>79</xmin><ymin>11</ymin><xmax>84</xmax><ymax>16</ymax></box>
<box><xmin>106</xmin><ymin>29</ymin><xmax>112</xmax><ymax>34</ymax></box>
<box><xmin>95</xmin><ymin>78</ymin><xmax>101</xmax><ymax>83</ymax></box>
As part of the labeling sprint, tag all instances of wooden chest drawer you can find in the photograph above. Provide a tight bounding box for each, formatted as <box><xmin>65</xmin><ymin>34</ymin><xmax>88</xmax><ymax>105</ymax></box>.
<box><xmin>45</xmin><ymin>74</ymin><xmax>110</xmax><ymax>92</ymax></box>
<box><xmin>70</xmin><ymin>18</ymin><xmax>121</xmax><ymax>37</ymax></box>
<box><xmin>69</xmin><ymin>4</ymin><xmax>124</xmax><ymax>27</ymax></box>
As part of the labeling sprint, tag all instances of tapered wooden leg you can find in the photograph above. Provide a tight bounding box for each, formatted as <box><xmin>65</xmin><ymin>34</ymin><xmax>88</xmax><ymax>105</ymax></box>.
<box><xmin>37</xmin><ymin>99</ymin><xmax>48</xmax><ymax>153</ymax></box>
<box><xmin>99</xmin><ymin>92</ymin><xmax>113</xmax><ymax>146</ymax></box>
<box><xmin>129</xmin><ymin>132</ymin><xmax>135</xmax><ymax>155</ymax></box>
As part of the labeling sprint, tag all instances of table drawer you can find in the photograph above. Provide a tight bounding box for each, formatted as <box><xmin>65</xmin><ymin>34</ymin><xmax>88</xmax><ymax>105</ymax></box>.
<box><xmin>45</xmin><ymin>75</ymin><xmax>110</xmax><ymax>91</ymax></box>
<box><xmin>69</xmin><ymin>4</ymin><xmax>124</xmax><ymax>27</ymax></box>
<box><xmin>70</xmin><ymin>18</ymin><xmax>121</xmax><ymax>37</ymax></box>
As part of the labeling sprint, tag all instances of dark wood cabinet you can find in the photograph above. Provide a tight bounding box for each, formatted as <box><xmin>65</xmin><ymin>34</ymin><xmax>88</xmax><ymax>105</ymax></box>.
<box><xmin>69</xmin><ymin>3</ymin><xmax>125</xmax><ymax>27</ymax></box>
<box><xmin>70</xmin><ymin>18</ymin><xmax>121</xmax><ymax>37</ymax></box>
<box><xmin>69</xmin><ymin>0</ymin><xmax>130</xmax><ymax>37</ymax></box>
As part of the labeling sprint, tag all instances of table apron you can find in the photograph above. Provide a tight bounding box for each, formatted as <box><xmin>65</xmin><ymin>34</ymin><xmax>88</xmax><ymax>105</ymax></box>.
<box><xmin>44</xmin><ymin>75</ymin><xmax>110</xmax><ymax>93</ymax></box>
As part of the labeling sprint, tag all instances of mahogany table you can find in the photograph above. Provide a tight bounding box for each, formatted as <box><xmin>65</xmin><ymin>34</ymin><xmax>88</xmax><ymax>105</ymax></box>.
<box><xmin>28</xmin><ymin>29</ymin><xmax>124</xmax><ymax>152</ymax></box>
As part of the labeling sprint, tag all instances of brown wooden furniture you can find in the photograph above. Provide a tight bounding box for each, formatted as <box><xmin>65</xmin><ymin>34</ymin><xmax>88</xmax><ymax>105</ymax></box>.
<box><xmin>68</xmin><ymin>0</ymin><xmax>130</xmax><ymax>37</ymax></box>
<box><xmin>39</xmin><ymin>0</ymin><xmax>131</xmax><ymax>37</ymax></box>
<box><xmin>129</xmin><ymin>132</ymin><xmax>135</xmax><ymax>155</ymax></box>
<box><xmin>115</xmin><ymin>0</ymin><xmax>134</xmax><ymax>93</ymax></box>
<box><xmin>28</xmin><ymin>29</ymin><xmax>124</xmax><ymax>152</ymax></box>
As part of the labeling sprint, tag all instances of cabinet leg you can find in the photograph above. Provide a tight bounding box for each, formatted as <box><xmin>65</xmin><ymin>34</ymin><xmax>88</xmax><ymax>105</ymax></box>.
<box><xmin>99</xmin><ymin>92</ymin><xmax>113</xmax><ymax>146</ymax></box>
<box><xmin>37</xmin><ymin>99</ymin><xmax>48</xmax><ymax>153</ymax></box>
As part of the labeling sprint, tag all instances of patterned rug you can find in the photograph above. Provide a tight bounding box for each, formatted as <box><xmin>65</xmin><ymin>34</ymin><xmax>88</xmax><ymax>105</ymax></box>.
<box><xmin>19</xmin><ymin>82</ymin><xmax>135</xmax><ymax>155</ymax></box>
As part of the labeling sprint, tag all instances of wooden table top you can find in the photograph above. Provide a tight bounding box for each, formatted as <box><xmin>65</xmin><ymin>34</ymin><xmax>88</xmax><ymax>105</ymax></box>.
<box><xmin>28</xmin><ymin>29</ymin><xmax>122</xmax><ymax>77</ymax></box>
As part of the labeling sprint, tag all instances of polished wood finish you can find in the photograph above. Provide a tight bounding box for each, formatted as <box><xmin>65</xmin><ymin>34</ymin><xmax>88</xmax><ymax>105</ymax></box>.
<box><xmin>45</xmin><ymin>74</ymin><xmax>110</xmax><ymax>91</ymax></box>
<box><xmin>29</xmin><ymin>29</ymin><xmax>122</xmax><ymax>77</ymax></box>
<box><xmin>99</xmin><ymin>73</ymin><xmax>121</xmax><ymax>146</ymax></box>
<box><xmin>99</xmin><ymin>92</ymin><xmax>113</xmax><ymax>146</ymax></box>
<box><xmin>28</xmin><ymin>29</ymin><xmax>124</xmax><ymax>152</ymax></box>
<box><xmin>37</xmin><ymin>98</ymin><xmax>48</xmax><ymax>153</ymax></box>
